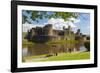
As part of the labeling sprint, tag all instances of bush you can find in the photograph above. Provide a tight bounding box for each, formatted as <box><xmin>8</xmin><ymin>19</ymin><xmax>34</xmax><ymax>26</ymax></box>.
<box><xmin>84</xmin><ymin>41</ymin><xmax>90</xmax><ymax>51</ymax></box>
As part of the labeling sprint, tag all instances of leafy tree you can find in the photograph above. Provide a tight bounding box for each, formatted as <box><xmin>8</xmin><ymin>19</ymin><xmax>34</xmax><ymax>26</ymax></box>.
<box><xmin>22</xmin><ymin>10</ymin><xmax>79</xmax><ymax>24</ymax></box>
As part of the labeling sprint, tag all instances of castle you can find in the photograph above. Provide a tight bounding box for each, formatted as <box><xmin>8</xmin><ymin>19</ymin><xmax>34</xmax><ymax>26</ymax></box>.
<box><xmin>25</xmin><ymin>24</ymin><xmax>88</xmax><ymax>43</ymax></box>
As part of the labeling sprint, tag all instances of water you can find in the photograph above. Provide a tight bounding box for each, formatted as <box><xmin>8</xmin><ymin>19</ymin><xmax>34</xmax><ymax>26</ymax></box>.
<box><xmin>22</xmin><ymin>43</ymin><xmax>88</xmax><ymax>57</ymax></box>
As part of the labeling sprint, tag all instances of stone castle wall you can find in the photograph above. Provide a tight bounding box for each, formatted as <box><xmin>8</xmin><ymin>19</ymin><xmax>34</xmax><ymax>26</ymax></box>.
<box><xmin>25</xmin><ymin>24</ymin><xmax>87</xmax><ymax>42</ymax></box>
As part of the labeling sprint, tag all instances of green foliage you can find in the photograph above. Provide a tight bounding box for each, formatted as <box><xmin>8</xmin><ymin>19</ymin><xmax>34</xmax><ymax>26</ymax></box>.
<box><xmin>22</xmin><ymin>10</ymin><xmax>79</xmax><ymax>24</ymax></box>
<box><xmin>47</xmin><ymin>40</ymin><xmax>79</xmax><ymax>45</ymax></box>
<box><xmin>22</xmin><ymin>32</ymin><xmax>34</xmax><ymax>47</ymax></box>
<box><xmin>84</xmin><ymin>41</ymin><xmax>90</xmax><ymax>51</ymax></box>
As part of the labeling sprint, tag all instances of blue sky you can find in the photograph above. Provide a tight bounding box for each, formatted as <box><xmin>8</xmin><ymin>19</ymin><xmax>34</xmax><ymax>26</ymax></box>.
<box><xmin>74</xmin><ymin>13</ymin><xmax>90</xmax><ymax>35</ymax></box>
<box><xmin>22</xmin><ymin>10</ymin><xmax>90</xmax><ymax>35</ymax></box>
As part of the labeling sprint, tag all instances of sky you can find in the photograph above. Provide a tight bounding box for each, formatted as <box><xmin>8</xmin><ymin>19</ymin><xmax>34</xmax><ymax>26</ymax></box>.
<box><xmin>22</xmin><ymin>10</ymin><xmax>90</xmax><ymax>35</ymax></box>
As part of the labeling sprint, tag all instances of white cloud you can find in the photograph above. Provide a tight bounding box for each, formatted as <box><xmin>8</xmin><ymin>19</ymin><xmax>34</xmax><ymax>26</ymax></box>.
<box><xmin>23</xmin><ymin>22</ymin><xmax>45</xmax><ymax>32</ymax></box>
<box><xmin>65</xmin><ymin>21</ymin><xmax>77</xmax><ymax>28</ymax></box>
<box><xmin>68</xmin><ymin>17</ymin><xmax>80</xmax><ymax>23</ymax></box>
<box><xmin>46</xmin><ymin>18</ymin><xmax>79</xmax><ymax>30</ymax></box>
<box><xmin>23</xmin><ymin>24</ymin><xmax>34</xmax><ymax>32</ymax></box>
<box><xmin>46</xmin><ymin>18</ymin><xmax>68</xmax><ymax>30</ymax></box>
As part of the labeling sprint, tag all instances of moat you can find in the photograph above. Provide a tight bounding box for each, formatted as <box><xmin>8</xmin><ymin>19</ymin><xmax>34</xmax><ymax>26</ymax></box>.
<box><xmin>22</xmin><ymin>43</ymin><xmax>88</xmax><ymax>57</ymax></box>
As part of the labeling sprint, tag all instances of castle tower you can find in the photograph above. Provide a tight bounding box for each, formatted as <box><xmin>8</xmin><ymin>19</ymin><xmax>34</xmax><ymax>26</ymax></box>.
<box><xmin>76</xmin><ymin>29</ymin><xmax>80</xmax><ymax>36</ymax></box>
<box><xmin>43</xmin><ymin>24</ymin><xmax>53</xmax><ymax>36</ymax></box>
<box><xmin>68</xmin><ymin>26</ymin><xmax>71</xmax><ymax>32</ymax></box>
<box><xmin>67</xmin><ymin>25</ymin><xmax>72</xmax><ymax>36</ymax></box>
<box><xmin>63</xmin><ymin>26</ymin><xmax>66</xmax><ymax>30</ymax></box>
<box><xmin>31</xmin><ymin>28</ymin><xmax>35</xmax><ymax>36</ymax></box>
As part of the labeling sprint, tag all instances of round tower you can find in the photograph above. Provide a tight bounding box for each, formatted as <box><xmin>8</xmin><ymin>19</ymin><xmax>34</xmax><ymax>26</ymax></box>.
<box><xmin>44</xmin><ymin>24</ymin><xmax>53</xmax><ymax>36</ymax></box>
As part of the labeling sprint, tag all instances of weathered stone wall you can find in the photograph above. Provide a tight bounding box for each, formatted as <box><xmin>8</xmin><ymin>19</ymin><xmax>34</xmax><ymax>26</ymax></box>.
<box><xmin>25</xmin><ymin>24</ymin><xmax>87</xmax><ymax>42</ymax></box>
<box><xmin>43</xmin><ymin>24</ymin><xmax>53</xmax><ymax>36</ymax></box>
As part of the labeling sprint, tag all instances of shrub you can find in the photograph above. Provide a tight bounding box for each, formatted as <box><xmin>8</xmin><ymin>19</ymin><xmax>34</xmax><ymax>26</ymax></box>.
<box><xmin>84</xmin><ymin>41</ymin><xmax>90</xmax><ymax>51</ymax></box>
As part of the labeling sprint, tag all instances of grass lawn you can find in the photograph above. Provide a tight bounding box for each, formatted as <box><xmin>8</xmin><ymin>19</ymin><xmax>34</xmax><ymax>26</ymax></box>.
<box><xmin>46</xmin><ymin>40</ymin><xmax>79</xmax><ymax>45</ymax></box>
<box><xmin>23</xmin><ymin>52</ymin><xmax>90</xmax><ymax>62</ymax></box>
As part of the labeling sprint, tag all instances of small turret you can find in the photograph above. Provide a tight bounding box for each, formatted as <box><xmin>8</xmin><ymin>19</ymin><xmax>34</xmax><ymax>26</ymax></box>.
<box><xmin>76</xmin><ymin>29</ymin><xmax>80</xmax><ymax>36</ymax></box>
<box><xmin>63</xmin><ymin>26</ymin><xmax>66</xmax><ymax>30</ymax></box>
<box><xmin>68</xmin><ymin>26</ymin><xmax>71</xmax><ymax>31</ymax></box>
<box><xmin>67</xmin><ymin>26</ymin><xmax>71</xmax><ymax>35</ymax></box>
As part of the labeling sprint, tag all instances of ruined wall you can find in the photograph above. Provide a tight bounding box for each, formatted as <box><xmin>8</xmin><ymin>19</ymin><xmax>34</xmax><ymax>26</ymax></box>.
<box><xmin>26</xmin><ymin>24</ymin><xmax>86</xmax><ymax>42</ymax></box>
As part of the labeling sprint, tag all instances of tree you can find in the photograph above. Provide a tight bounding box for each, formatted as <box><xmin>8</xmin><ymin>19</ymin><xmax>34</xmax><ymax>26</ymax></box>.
<box><xmin>22</xmin><ymin>10</ymin><xmax>79</xmax><ymax>24</ymax></box>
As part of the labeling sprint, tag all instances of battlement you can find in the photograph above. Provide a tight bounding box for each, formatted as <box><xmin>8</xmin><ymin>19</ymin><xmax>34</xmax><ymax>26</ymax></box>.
<box><xmin>25</xmin><ymin>24</ymin><xmax>87</xmax><ymax>43</ymax></box>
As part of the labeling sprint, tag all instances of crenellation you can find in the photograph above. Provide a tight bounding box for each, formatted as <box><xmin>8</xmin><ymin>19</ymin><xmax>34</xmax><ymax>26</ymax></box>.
<box><xmin>25</xmin><ymin>24</ymin><xmax>88</xmax><ymax>42</ymax></box>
